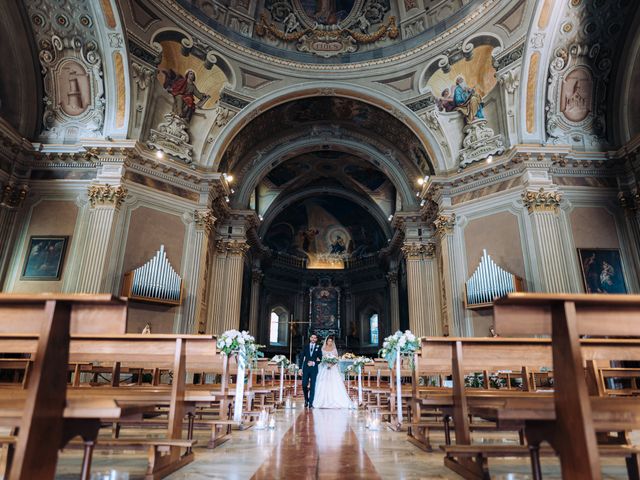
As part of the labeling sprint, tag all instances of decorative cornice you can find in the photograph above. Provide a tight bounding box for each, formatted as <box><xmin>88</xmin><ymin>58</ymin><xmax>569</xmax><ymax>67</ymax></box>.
<box><xmin>522</xmin><ymin>187</ymin><xmax>562</xmax><ymax>213</ymax></box>
<box><xmin>386</xmin><ymin>271</ymin><xmax>398</xmax><ymax>283</ymax></box>
<box><xmin>434</xmin><ymin>214</ymin><xmax>456</xmax><ymax>236</ymax></box>
<box><xmin>194</xmin><ymin>209</ymin><xmax>215</xmax><ymax>231</ymax></box>
<box><xmin>87</xmin><ymin>184</ymin><xmax>128</xmax><ymax>208</ymax></box>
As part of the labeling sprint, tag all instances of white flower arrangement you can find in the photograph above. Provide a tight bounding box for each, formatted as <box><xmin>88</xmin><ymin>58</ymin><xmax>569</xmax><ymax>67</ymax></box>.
<box><xmin>287</xmin><ymin>363</ymin><xmax>300</xmax><ymax>374</ymax></box>
<box><xmin>378</xmin><ymin>330</ymin><xmax>420</xmax><ymax>368</ymax></box>
<box><xmin>352</xmin><ymin>356</ymin><xmax>373</xmax><ymax>372</ymax></box>
<box><xmin>270</xmin><ymin>354</ymin><xmax>290</xmax><ymax>367</ymax></box>
<box><xmin>217</xmin><ymin>329</ymin><xmax>264</xmax><ymax>365</ymax></box>
<box><xmin>341</xmin><ymin>352</ymin><xmax>356</xmax><ymax>360</ymax></box>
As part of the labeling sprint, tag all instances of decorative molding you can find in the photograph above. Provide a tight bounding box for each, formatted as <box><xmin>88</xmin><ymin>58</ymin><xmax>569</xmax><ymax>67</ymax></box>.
<box><xmin>216</xmin><ymin>239</ymin><xmax>250</xmax><ymax>255</ymax></box>
<box><xmin>401</xmin><ymin>242</ymin><xmax>436</xmax><ymax>259</ymax></box>
<box><xmin>406</xmin><ymin>94</ymin><xmax>437</xmax><ymax>112</ymax></box>
<box><xmin>0</xmin><ymin>184</ymin><xmax>29</xmax><ymax>209</ymax></box>
<box><xmin>147</xmin><ymin>114</ymin><xmax>193</xmax><ymax>163</ymax></box>
<box><xmin>434</xmin><ymin>213</ymin><xmax>456</xmax><ymax>236</ymax></box>
<box><xmin>458</xmin><ymin>120</ymin><xmax>505</xmax><ymax>168</ymax></box>
<box><xmin>492</xmin><ymin>39</ymin><xmax>524</xmax><ymax>72</ymax></box>
<box><xmin>87</xmin><ymin>183</ymin><xmax>127</xmax><ymax>208</ymax></box>
<box><xmin>522</xmin><ymin>187</ymin><xmax>562</xmax><ymax>213</ymax></box>
<box><xmin>194</xmin><ymin>209</ymin><xmax>215</xmax><ymax>231</ymax></box>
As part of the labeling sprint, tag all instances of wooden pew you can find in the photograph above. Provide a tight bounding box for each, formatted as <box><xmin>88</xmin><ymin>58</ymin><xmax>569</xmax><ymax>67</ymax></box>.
<box><xmin>0</xmin><ymin>294</ymin><xmax>132</xmax><ymax>480</ymax></box>
<box><xmin>492</xmin><ymin>293</ymin><xmax>640</xmax><ymax>480</ymax></box>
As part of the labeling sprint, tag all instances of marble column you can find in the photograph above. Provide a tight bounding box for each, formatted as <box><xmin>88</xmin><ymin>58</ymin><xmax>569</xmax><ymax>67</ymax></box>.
<box><xmin>402</xmin><ymin>241</ymin><xmax>441</xmax><ymax>337</ymax></box>
<box><xmin>74</xmin><ymin>184</ymin><xmax>127</xmax><ymax>293</ymax></box>
<box><xmin>177</xmin><ymin>209</ymin><xmax>215</xmax><ymax>334</ymax></box>
<box><xmin>522</xmin><ymin>188</ymin><xmax>573</xmax><ymax>293</ymax></box>
<box><xmin>386</xmin><ymin>270</ymin><xmax>400</xmax><ymax>334</ymax></box>
<box><xmin>0</xmin><ymin>183</ymin><xmax>28</xmax><ymax>285</ymax></box>
<box><xmin>248</xmin><ymin>268</ymin><xmax>263</xmax><ymax>337</ymax></box>
<box><xmin>435</xmin><ymin>214</ymin><xmax>469</xmax><ymax>336</ymax></box>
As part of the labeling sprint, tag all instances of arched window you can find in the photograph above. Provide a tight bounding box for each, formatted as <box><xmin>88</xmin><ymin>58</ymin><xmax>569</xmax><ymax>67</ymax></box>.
<box><xmin>369</xmin><ymin>312</ymin><xmax>379</xmax><ymax>345</ymax></box>
<box><xmin>269</xmin><ymin>307</ymin><xmax>289</xmax><ymax>346</ymax></box>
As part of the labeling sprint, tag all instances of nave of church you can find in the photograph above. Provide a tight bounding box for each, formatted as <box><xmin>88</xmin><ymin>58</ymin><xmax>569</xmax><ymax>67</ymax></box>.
<box><xmin>2</xmin><ymin>0</ymin><xmax>640</xmax><ymax>478</ymax></box>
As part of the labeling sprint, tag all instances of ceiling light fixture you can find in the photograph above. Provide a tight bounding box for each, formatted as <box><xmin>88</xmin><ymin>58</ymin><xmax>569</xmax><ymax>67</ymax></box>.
<box><xmin>155</xmin><ymin>150</ymin><xmax>164</xmax><ymax>159</ymax></box>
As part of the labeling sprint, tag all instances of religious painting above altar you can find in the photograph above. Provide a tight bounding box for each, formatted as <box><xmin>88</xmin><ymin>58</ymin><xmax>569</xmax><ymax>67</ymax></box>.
<box><xmin>263</xmin><ymin>196</ymin><xmax>386</xmax><ymax>269</ymax></box>
<box><xmin>310</xmin><ymin>278</ymin><xmax>340</xmax><ymax>338</ymax></box>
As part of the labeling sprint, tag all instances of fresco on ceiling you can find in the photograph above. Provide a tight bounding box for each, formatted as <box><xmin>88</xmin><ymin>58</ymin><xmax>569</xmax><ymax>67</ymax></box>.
<box><xmin>431</xmin><ymin>45</ymin><xmax>497</xmax><ymax>121</ymax></box>
<box><xmin>157</xmin><ymin>40</ymin><xmax>225</xmax><ymax>111</ymax></box>
<box><xmin>221</xmin><ymin>97</ymin><xmax>430</xmax><ymax>177</ymax></box>
<box><xmin>263</xmin><ymin>197</ymin><xmax>386</xmax><ymax>269</ymax></box>
<box><xmin>265</xmin><ymin>152</ymin><xmax>388</xmax><ymax>191</ymax></box>
<box><xmin>298</xmin><ymin>0</ymin><xmax>356</xmax><ymax>24</ymax></box>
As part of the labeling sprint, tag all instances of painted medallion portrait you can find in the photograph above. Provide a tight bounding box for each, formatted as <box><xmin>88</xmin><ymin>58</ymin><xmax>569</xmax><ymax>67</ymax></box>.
<box><xmin>297</xmin><ymin>0</ymin><xmax>357</xmax><ymax>24</ymax></box>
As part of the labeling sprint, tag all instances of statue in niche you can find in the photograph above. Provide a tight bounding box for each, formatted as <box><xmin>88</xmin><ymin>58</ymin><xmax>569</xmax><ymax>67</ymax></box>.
<box><xmin>161</xmin><ymin>69</ymin><xmax>210</xmax><ymax>123</ymax></box>
<box><xmin>452</xmin><ymin>75</ymin><xmax>485</xmax><ymax>124</ymax></box>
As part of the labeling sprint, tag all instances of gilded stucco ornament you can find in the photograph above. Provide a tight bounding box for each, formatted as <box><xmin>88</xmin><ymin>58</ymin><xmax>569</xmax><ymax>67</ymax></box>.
<box><xmin>434</xmin><ymin>213</ymin><xmax>456</xmax><ymax>236</ymax></box>
<box><xmin>522</xmin><ymin>188</ymin><xmax>562</xmax><ymax>213</ymax></box>
<box><xmin>401</xmin><ymin>242</ymin><xmax>436</xmax><ymax>259</ymax></box>
<box><xmin>194</xmin><ymin>209</ymin><xmax>216</xmax><ymax>231</ymax></box>
<box><xmin>255</xmin><ymin>0</ymin><xmax>397</xmax><ymax>58</ymax></box>
<box><xmin>87</xmin><ymin>184</ymin><xmax>128</xmax><ymax>208</ymax></box>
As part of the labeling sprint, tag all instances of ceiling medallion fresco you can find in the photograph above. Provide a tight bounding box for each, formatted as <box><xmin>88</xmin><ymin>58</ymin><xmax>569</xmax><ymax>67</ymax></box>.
<box><xmin>256</xmin><ymin>0</ymin><xmax>396</xmax><ymax>57</ymax></box>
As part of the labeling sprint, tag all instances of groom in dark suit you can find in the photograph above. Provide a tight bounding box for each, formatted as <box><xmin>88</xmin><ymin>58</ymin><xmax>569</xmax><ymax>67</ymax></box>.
<box><xmin>300</xmin><ymin>333</ymin><xmax>323</xmax><ymax>408</ymax></box>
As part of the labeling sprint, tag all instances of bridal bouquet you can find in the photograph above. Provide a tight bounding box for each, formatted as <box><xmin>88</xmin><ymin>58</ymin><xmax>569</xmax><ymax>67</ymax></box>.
<box><xmin>378</xmin><ymin>330</ymin><xmax>420</xmax><ymax>368</ymax></box>
<box><xmin>321</xmin><ymin>356</ymin><xmax>339</xmax><ymax>367</ymax></box>
<box><xmin>270</xmin><ymin>354</ymin><xmax>290</xmax><ymax>367</ymax></box>
<box><xmin>217</xmin><ymin>329</ymin><xmax>264</xmax><ymax>365</ymax></box>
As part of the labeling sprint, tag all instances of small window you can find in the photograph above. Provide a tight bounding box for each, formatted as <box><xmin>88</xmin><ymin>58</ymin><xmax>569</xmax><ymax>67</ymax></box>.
<box><xmin>269</xmin><ymin>307</ymin><xmax>289</xmax><ymax>346</ymax></box>
<box><xmin>369</xmin><ymin>313</ymin><xmax>379</xmax><ymax>345</ymax></box>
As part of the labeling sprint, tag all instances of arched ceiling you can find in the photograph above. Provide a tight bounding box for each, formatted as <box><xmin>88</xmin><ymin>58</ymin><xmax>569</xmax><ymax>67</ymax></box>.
<box><xmin>222</xmin><ymin>96</ymin><xmax>430</xmax><ymax>204</ymax></box>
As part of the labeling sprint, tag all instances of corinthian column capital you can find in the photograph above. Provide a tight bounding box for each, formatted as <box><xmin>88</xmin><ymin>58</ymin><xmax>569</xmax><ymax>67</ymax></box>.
<box><xmin>434</xmin><ymin>213</ymin><xmax>456</xmax><ymax>236</ymax></box>
<box><xmin>194</xmin><ymin>209</ymin><xmax>216</xmax><ymax>231</ymax></box>
<box><xmin>87</xmin><ymin>184</ymin><xmax>127</xmax><ymax>208</ymax></box>
<box><xmin>401</xmin><ymin>242</ymin><xmax>436</xmax><ymax>260</ymax></box>
<box><xmin>216</xmin><ymin>239</ymin><xmax>250</xmax><ymax>256</ymax></box>
<box><xmin>522</xmin><ymin>187</ymin><xmax>562</xmax><ymax>213</ymax></box>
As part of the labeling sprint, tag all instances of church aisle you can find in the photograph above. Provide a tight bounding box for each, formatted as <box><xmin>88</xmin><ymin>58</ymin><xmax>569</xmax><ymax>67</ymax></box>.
<box><xmin>252</xmin><ymin>409</ymin><xmax>379</xmax><ymax>479</ymax></box>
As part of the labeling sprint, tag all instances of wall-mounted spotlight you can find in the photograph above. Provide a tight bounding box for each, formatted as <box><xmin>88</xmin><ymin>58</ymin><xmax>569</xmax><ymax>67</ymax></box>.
<box><xmin>486</xmin><ymin>155</ymin><xmax>493</xmax><ymax>164</ymax></box>
<box><xmin>155</xmin><ymin>150</ymin><xmax>164</xmax><ymax>159</ymax></box>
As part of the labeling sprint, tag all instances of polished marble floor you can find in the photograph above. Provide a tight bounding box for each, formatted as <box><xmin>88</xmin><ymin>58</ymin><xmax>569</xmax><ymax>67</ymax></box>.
<box><xmin>0</xmin><ymin>403</ymin><xmax>634</xmax><ymax>479</ymax></box>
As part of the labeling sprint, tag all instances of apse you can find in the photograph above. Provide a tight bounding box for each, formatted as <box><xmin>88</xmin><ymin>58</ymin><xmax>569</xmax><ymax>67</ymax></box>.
<box><xmin>263</xmin><ymin>196</ymin><xmax>387</xmax><ymax>269</ymax></box>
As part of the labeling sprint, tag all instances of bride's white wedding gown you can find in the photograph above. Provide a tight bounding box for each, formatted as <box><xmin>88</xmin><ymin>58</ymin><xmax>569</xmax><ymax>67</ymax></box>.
<box><xmin>313</xmin><ymin>350</ymin><xmax>352</xmax><ymax>409</ymax></box>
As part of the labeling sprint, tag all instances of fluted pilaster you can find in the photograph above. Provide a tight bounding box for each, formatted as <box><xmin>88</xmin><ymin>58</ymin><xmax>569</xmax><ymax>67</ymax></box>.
<box><xmin>402</xmin><ymin>242</ymin><xmax>441</xmax><ymax>337</ymax></box>
<box><xmin>208</xmin><ymin>239</ymin><xmax>249</xmax><ymax>334</ymax></box>
<box><xmin>435</xmin><ymin>213</ymin><xmax>469</xmax><ymax>336</ymax></box>
<box><xmin>75</xmin><ymin>184</ymin><xmax>127</xmax><ymax>293</ymax></box>
<box><xmin>178</xmin><ymin>209</ymin><xmax>216</xmax><ymax>333</ymax></box>
<box><xmin>0</xmin><ymin>183</ymin><xmax>28</xmax><ymax>285</ymax></box>
<box><xmin>522</xmin><ymin>188</ymin><xmax>573</xmax><ymax>292</ymax></box>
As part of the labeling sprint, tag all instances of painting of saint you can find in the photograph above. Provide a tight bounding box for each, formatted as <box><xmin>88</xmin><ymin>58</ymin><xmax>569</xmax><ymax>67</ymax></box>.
<box><xmin>578</xmin><ymin>249</ymin><xmax>627</xmax><ymax>294</ymax></box>
<box><xmin>452</xmin><ymin>75</ymin><xmax>485</xmax><ymax>123</ymax></box>
<box><xmin>161</xmin><ymin>69</ymin><xmax>211</xmax><ymax>123</ymax></box>
<box><xmin>298</xmin><ymin>0</ymin><xmax>355</xmax><ymax>24</ymax></box>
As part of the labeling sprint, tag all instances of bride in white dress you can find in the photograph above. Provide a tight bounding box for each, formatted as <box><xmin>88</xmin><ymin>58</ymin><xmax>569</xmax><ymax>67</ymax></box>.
<box><xmin>313</xmin><ymin>336</ymin><xmax>352</xmax><ymax>409</ymax></box>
